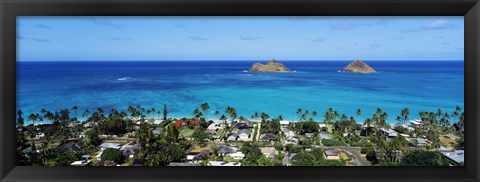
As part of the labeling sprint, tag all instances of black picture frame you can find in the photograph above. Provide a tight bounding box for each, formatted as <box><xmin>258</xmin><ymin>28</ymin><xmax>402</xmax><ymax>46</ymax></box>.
<box><xmin>1</xmin><ymin>0</ymin><xmax>479</xmax><ymax>181</ymax></box>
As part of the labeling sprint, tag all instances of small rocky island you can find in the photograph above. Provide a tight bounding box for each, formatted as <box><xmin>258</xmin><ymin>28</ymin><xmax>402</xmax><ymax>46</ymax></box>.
<box><xmin>341</xmin><ymin>60</ymin><xmax>376</xmax><ymax>73</ymax></box>
<box><xmin>249</xmin><ymin>59</ymin><xmax>292</xmax><ymax>72</ymax></box>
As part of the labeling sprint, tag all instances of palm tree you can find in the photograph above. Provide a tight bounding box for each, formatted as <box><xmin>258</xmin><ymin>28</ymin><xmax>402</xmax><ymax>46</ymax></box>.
<box><xmin>214</xmin><ymin>110</ymin><xmax>220</xmax><ymax>119</ymax></box>
<box><xmin>251</xmin><ymin>112</ymin><xmax>259</xmax><ymax>120</ymax></box>
<box><xmin>163</xmin><ymin>104</ymin><xmax>168</xmax><ymax>121</ymax></box>
<box><xmin>82</xmin><ymin>109</ymin><xmax>90</xmax><ymax>118</ymax></box>
<box><xmin>226</xmin><ymin>107</ymin><xmax>237</xmax><ymax>122</ymax></box>
<box><xmin>193</xmin><ymin>108</ymin><xmax>203</xmax><ymax>119</ymax></box>
<box><xmin>17</xmin><ymin>110</ymin><xmax>25</xmax><ymax>125</ymax></box>
<box><xmin>400</xmin><ymin>108</ymin><xmax>410</xmax><ymax>124</ymax></box>
<box><xmin>200</xmin><ymin>103</ymin><xmax>210</xmax><ymax>121</ymax></box>
<box><xmin>28</xmin><ymin>113</ymin><xmax>40</xmax><ymax>126</ymax></box>
<box><xmin>296</xmin><ymin>108</ymin><xmax>302</xmax><ymax>121</ymax></box>
<box><xmin>220</xmin><ymin>114</ymin><xmax>228</xmax><ymax>128</ymax></box>
<box><xmin>356</xmin><ymin>109</ymin><xmax>362</xmax><ymax>117</ymax></box>
<box><xmin>364</xmin><ymin>118</ymin><xmax>372</xmax><ymax>137</ymax></box>
<box><xmin>260</xmin><ymin>112</ymin><xmax>270</xmax><ymax>122</ymax></box>
<box><xmin>72</xmin><ymin>105</ymin><xmax>78</xmax><ymax>119</ymax></box>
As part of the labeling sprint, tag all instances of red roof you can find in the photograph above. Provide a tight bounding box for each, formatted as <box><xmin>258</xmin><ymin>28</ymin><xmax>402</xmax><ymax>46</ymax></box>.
<box><xmin>175</xmin><ymin>118</ymin><xmax>200</xmax><ymax>128</ymax></box>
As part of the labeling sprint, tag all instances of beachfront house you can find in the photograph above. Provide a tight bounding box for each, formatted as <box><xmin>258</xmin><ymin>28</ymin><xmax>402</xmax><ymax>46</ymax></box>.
<box><xmin>227</xmin><ymin>151</ymin><xmax>246</xmax><ymax>160</ymax></box>
<box><xmin>442</xmin><ymin>150</ymin><xmax>464</xmax><ymax>165</ymax></box>
<box><xmin>207</xmin><ymin>123</ymin><xmax>219</xmax><ymax>133</ymax></box>
<box><xmin>378</xmin><ymin>128</ymin><xmax>398</xmax><ymax>138</ymax></box>
<box><xmin>324</xmin><ymin>150</ymin><xmax>340</xmax><ymax>160</ymax></box>
<box><xmin>238</xmin><ymin>129</ymin><xmax>251</xmax><ymax>141</ymax></box>
<box><xmin>280</xmin><ymin>120</ymin><xmax>290</xmax><ymax>127</ymax></box>
<box><xmin>410</xmin><ymin>119</ymin><xmax>422</xmax><ymax>128</ymax></box>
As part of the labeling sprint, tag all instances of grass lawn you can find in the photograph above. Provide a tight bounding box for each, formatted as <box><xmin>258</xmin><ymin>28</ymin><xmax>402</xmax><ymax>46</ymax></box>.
<box><xmin>327</xmin><ymin>124</ymin><xmax>333</xmax><ymax>133</ymax></box>
<box><xmin>439</xmin><ymin>135</ymin><xmax>456</xmax><ymax>149</ymax></box>
<box><xmin>179</xmin><ymin>128</ymin><xmax>195</xmax><ymax>137</ymax></box>
<box><xmin>191</xmin><ymin>145</ymin><xmax>213</xmax><ymax>153</ymax></box>
<box><xmin>339</xmin><ymin>151</ymin><xmax>350</xmax><ymax>160</ymax></box>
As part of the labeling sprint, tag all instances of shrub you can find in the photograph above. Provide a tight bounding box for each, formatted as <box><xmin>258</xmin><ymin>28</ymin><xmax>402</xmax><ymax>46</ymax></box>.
<box><xmin>101</xmin><ymin>148</ymin><xmax>124</xmax><ymax>164</ymax></box>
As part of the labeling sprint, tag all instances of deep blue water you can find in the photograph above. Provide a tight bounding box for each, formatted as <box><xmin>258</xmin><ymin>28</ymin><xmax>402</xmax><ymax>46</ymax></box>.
<box><xmin>16</xmin><ymin>61</ymin><xmax>464</xmax><ymax>124</ymax></box>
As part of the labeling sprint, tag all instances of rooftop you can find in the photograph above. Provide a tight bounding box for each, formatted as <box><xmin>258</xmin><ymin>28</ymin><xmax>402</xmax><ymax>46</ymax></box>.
<box><xmin>442</xmin><ymin>150</ymin><xmax>464</xmax><ymax>164</ymax></box>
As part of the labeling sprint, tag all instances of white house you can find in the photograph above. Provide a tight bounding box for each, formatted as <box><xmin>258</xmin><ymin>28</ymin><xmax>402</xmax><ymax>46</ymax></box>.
<box><xmin>324</xmin><ymin>150</ymin><xmax>340</xmax><ymax>160</ymax></box>
<box><xmin>207</xmin><ymin>123</ymin><xmax>219</xmax><ymax>133</ymax></box>
<box><xmin>35</xmin><ymin>132</ymin><xmax>45</xmax><ymax>139</ymax></box>
<box><xmin>378</xmin><ymin>128</ymin><xmax>398</xmax><ymax>138</ymax></box>
<box><xmin>227</xmin><ymin>152</ymin><xmax>245</xmax><ymax>160</ymax></box>
<box><xmin>410</xmin><ymin>120</ymin><xmax>423</xmax><ymax>128</ymax></box>
<box><xmin>280</xmin><ymin>120</ymin><xmax>290</xmax><ymax>127</ymax></box>
<box><xmin>237</xmin><ymin>129</ymin><xmax>251</xmax><ymax>141</ymax></box>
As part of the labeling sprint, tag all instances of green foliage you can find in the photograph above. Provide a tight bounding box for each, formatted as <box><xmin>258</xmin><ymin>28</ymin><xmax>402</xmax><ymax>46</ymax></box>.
<box><xmin>366</xmin><ymin>149</ymin><xmax>378</xmax><ymax>164</ymax></box>
<box><xmin>316</xmin><ymin>159</ymin><xmax>345</xmax><ymax>166</ymax></box>
<box><xmin>400</xmin><ymin>150</ymin><xmax>450</xmax><ymax>166</ymax></box>
<box><xmin>240</xmin><ymin>142</ymin><xmax>264</xmax><ymax>166</ymax></box>
<box><xmin>321</xmin><ymin>139</ymin><xmax>345</xmax><ymax>146</ymax></box>
<box><xmin>55</xmin><ymin>148</ymin><xmax>78</xmax><ymax>166</ymax></box>
<box><xmin>294</xmin><ymin>122</ymin><xmax>319</xmax><ymax>134</ymax></box>
<box><xmin>393</xmin><ymin>125</ymin><xmax>409</xmax><ymax>134</ymax></box>
<box><xmin>274</xmin><ymin>141</ymin><xmax>283</xmax><ymax>151</ymax></box>
<box><xmin>192</xmin><ymin>127</ymin><xmax>211</xmax><ymax>144</ymax></box>
<box><xmin>291</xmin><ymin>152</ymin><xmax>317</xmax><ymax>166</ymax></box>
<box><xmin>284</xmin><ymin>144</ymin><xmax>302</xmax><ymax>153</ymax></box>
<box><xmin>101</xmin><ymin>148</ymin><xmax>124</xmax><ymax>164</ymax></box>
<box><xmin>455</xmin><ymin>135</ymin><xmax>464</xmax><ymax>150</ymax></box>
<box><xmin>82</xmin><ymin>129</ymin><xmax>100</xmax><ymax>147</ymax></box>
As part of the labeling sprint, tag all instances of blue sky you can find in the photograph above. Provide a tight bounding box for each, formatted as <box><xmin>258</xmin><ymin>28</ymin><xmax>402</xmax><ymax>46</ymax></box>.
<box><xmin>17</xmin><ymin>16</ymin><xmax>464</xmax><ymax>61</ymax></box>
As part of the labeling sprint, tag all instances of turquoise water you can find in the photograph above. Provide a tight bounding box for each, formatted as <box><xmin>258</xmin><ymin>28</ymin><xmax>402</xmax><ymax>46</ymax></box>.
<box><xmin>16</xmin><ymin>61</ymin><xmax>464</xmax><ymax>124</ymax></box>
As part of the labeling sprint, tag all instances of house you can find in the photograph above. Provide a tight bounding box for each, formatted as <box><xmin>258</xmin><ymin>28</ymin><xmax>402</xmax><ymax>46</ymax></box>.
<box><xmin>260</xmin><ymin>147</ymin><xmax>277</xmax><ymax>158</ymax></box>
<box><xmin>324</xmin><ymin>150</ymin><xmax>340</xmax><ymax>160</ymax></box>
<box><xmin>378</xmin><ymin>128</ymin><xmax>398</xmax><ymax>138</ymax></box>
<box><xmin>260</xmin><ymin>133</ymin><xmax>278</xmax><ymax>141</ymax></box>
<box><xmin>168</xmin><ymin>162</ymin><xmax>199</xmax><ymax>166</ymax></box>
<box><xmin>35</xmin><ymin>132</ymin><xmax>45</xmax><ymax>139</ymax></box>
<box><xmin>305</xmin><ymin>133</ymin><xmax>314</xmax><ymax>138</ymax></box>
<box><xmin>207</xmin><ymin>123</ymin><xmax>219</xmax><ymax>133</ymax></box>
<box><xmin>175</xmin><ymin>118</ymin><xmax>200</xmax><ymax>128</ymax></box>
<box><xmin>78</xmin><ymin>132</ymin><xmax>86</xmax><ymax>138</ymax></box>
<box><xmin>98</xmin><ymin>143</ymin><xmax>122</xmax><ymax>150</ymax></box>
<box><xmin>57</xmin><ymin>140</ymin><xmax>84</xmax><ymax>153</ymax></box>
<box><xmin>282</xmin><ymin>153</ymin><xmax>296</xmax><ymax>166</ymax></box>
<box><xmin>153</xmin><ymin>127</ymin><xmax>163</xmax><ymax>135</ymax></box>
<box><xmin>442</xmin><ymin>150</ymin><xmax>464</xmax><ymax>165</ymax></box>
<box><xmin>280</xmin><ymin>120</ymin><xmax>290</xmax><ymax>127</ymax></box>
<box><xmin>217</xmin><ymin>145</ymin><xmax>238</xmax><ymax>155</ymax></box>
<box><xmin>409</xmin><ymin>138</ymin><xmax>430</xmax><ymax>146</ymax></box>
<box><xmin>286</xmin><ymin>138</ymin><xmax>299</xmax><ymax>145</ymax></box>
<box><xmin>318</xmin><ymin>134</ymin><xmax>331</xmax><ymax>140</ymax></box>
<box><xmin>410</xmin><ymin>120</ymin><xmax>423</xmax><ymax>128</ymax></box>
<box><xmin>208</xmin><ymin>161</ymin><xmax>241</xmax><ymax>166</ymax></box>
<box><xmin>227</xmin><ymin>152</ymin><xmax>245</xmax><ymax>160</ymax></box>
<box><xmin>120</xmin><ymin>142</ymin><xmax>142</xmax><ymax>158</ymax></box>
<box><xmin>237</xmin><ymin>129</ymin><xmax>251</xmax><ymax>141</ymax></box>
<box><xmin>193</xmin><ymin>150</ymin><xmax>211</xmax><ymax>161</ymax></box>
<box><xmin>227</xmin><ymin>132</ymin><xmax>239</xmax><ymax>141</ymax></box>
<box><xmin>71</xmin><ymin>155</ymin><xmax>91</xmax><ymax>166</ymax></box>
<box><xmin>285</xmin><ymin>131</ymin><xmax>296</xmax><ymax>139</ymax></box>
<box><xmin>233</xmin><ymin>122</ymin><xmax>254</xmax><ymax>129</ymax></box>
<box><xmin>318</xmin><ymin>123</ymin><xmax>326</xmax><ymax>128</ymax></box>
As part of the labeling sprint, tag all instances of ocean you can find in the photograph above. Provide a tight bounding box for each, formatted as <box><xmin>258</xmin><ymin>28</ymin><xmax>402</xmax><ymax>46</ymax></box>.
<box><xmin>16</xmin><ymin>61</ymin><xmax>464</xmax><ymax>124</ymax></box>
